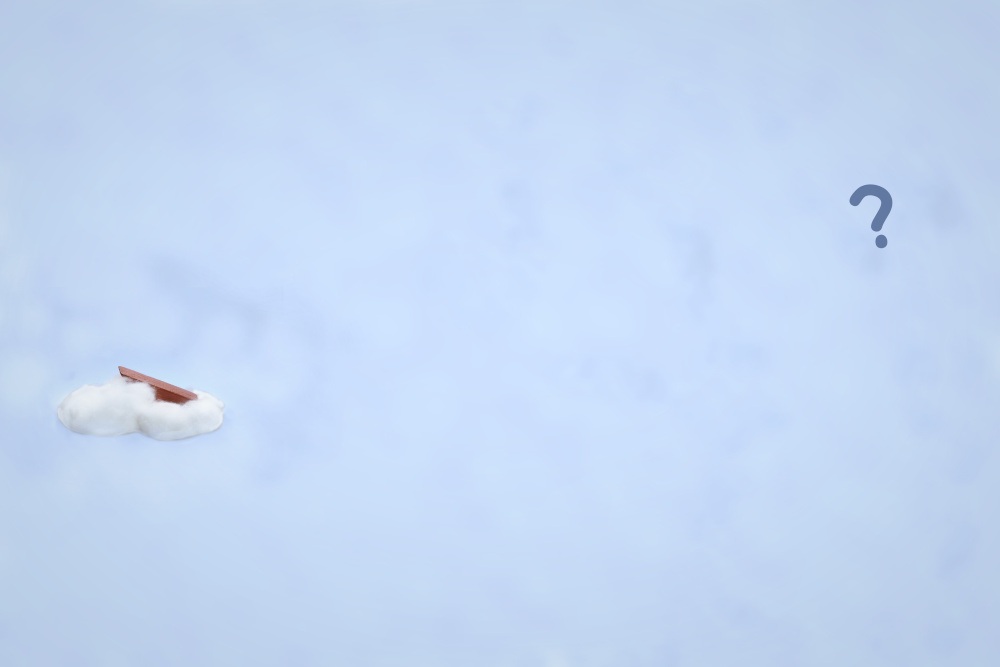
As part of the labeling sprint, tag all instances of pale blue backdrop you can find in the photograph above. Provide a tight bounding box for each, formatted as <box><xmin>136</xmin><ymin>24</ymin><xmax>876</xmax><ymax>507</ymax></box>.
<box><xmin>1</xmin><ymin>0</ymin><xmax>998</xmax><ymax>665</ymax></box>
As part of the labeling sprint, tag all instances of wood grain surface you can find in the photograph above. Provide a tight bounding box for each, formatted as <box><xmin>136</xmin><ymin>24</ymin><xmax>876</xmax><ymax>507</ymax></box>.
<box><xmin>119</xmin><ymin>366</ymin><xmax>198</xmax><ymax>405</ymax></box>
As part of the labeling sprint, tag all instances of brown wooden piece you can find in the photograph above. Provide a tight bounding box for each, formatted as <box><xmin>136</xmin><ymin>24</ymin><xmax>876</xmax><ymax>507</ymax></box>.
<box><xmin>119</xmin><ymin>366</ymin><xmax>198</xmax><ymax>405</ymax></box>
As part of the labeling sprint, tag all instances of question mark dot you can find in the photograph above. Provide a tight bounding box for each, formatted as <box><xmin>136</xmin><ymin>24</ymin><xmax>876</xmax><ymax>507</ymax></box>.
<box><xmin>875</xmin><ymin>235</ymin><xmax>887</xmax><ymax>248</ymax></box>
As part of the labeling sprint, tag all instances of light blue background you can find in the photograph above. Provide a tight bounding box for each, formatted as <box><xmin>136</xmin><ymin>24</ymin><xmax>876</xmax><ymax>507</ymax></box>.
<box><xmin>1</xmin><ymin>1</ymin><xmax>999</xmax><ymax>665</ymax></box>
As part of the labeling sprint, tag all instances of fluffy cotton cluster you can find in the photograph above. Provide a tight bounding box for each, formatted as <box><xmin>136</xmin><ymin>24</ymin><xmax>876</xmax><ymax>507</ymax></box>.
<box><xmin>57</xmin><ymin>376</ymin><xmax>224</xmax><ymax>441</ymax></box>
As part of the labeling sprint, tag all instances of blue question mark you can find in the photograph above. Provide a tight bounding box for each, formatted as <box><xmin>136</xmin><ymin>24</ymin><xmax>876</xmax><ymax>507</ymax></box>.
<box><xmin>850</xmin><ymin>184</ymin><xmax>893</xmax><ymax>248</ymax></box>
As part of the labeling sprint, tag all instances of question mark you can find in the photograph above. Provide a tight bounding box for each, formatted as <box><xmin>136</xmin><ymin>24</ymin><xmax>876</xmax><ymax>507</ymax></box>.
<box><xmin>850</xmin><ymin>184</ymin><xmax>893</xmax><ymax>248</ymax></box>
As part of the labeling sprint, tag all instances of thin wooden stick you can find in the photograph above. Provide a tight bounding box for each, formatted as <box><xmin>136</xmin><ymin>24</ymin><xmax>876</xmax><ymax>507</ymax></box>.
<box><xmin>119</xmin><ymin>366</ymin><xmax>198</xmax><ymax>405</ymax></box>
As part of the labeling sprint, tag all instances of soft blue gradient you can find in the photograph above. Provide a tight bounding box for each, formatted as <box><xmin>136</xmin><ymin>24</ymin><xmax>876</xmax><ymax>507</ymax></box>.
<box><xmin>1</xmin><ymin>1</ymin><xmax>999</xmax><ymax>665</ymax></box>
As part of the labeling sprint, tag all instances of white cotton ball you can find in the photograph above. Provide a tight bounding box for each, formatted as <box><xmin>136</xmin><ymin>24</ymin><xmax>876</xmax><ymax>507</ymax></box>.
<box><xmin>57</xmin><ymin>376</ymin><xmax>225</xmax><ymax>440</ymax></box>
<box><xmin>57</xmin><ymin>376</ymin><xmax>153</xmax><ymax>436</ymax></box>
<box><xmin>137</xmin><ymin>390</ymin><xmax>225</xmax><ymax>441</ymax></box>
